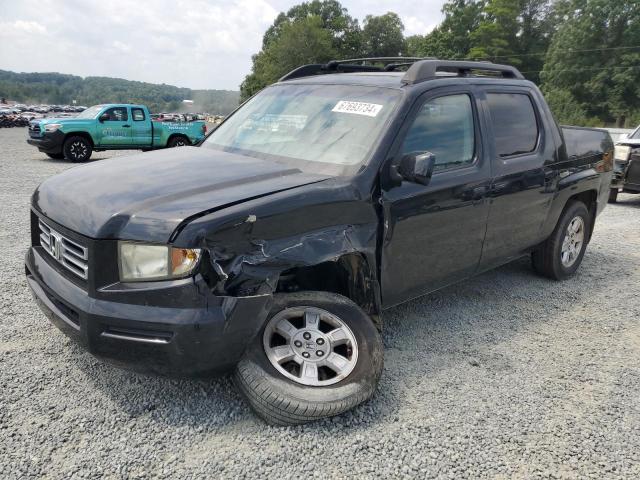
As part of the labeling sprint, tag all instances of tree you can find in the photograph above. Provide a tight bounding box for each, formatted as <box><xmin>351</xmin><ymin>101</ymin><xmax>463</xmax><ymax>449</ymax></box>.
<box><xmin>541</xmin><ymin>0</ymin><xmax>640</xmax><ymax>127</ymax></box>
<box><xmin>0</xmin><ymin>70</ymin><xmax>239</xmax><ymax>114</ymax></box>
<box><xmin>361</xmin><ymin>12</ymin><xmax>405</xmax><ymax>57</ymax></box>
<box><xmin>516</xmin><ymin>0</ymin><xmax>554</xmax><ymax>81</ymax></box>
<box><xmin>468</xmin><ymin>0</ymin><xmax>522</xmax><ymax>65</ymax></box>
<box><xmin>406</xmin><ymin>0</ymin><xmax>485</xmax><ymax>59</ymax></box>
<box><xmin>262</xmin><ymin>0</ymin><xmax>361</xmax><ymax>57</ymax></box>
<box><xmin>240</xmin><ymin>16</ymin><xmax>337</xmax><ymax>100</ymax></box>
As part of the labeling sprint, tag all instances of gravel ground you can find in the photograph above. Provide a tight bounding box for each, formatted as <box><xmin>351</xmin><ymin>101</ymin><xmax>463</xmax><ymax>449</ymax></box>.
<box><xmin>1</xmin><ymin>127</ymin><xmax>639</xmax><ymax>479</ymax></box>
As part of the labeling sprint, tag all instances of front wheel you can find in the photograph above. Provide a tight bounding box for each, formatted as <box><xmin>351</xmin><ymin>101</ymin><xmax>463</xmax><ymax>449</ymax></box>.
<box><xmin>63</xmin><ymin>136</ymin><xmax>92</xmax><ymax>162</ymax></box>
<box><xmin>234</xmin><ymin>291</ymin><xmax>383</xmax><ymax>426</ymax></box>
<box><xmin>532</xmin><ymin>201</ymin><xmax>590</xmax><ymax>280</ymax></box>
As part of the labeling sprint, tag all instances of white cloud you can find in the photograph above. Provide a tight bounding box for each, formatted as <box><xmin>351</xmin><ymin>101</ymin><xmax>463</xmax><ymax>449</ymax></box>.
<box><xmin>0</xmin><ymin>0</ymin><xmax>445</xmax><ymax>90</ymax></box>
<box><xmin>403</xmin><ymin>16</ymin><xmax>438</xmax><ymax>37</ymax></box>
<box><xmin>7</xmin><ymin>20</ymin><xmax>47</xmax><ymax>34</ymax></box>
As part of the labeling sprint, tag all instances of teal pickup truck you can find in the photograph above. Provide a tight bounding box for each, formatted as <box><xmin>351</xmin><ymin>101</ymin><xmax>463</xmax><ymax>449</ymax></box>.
<box><xmin>27</xmin><ymin>104</ymin><xmax>207</xmax><ymax>162</ymax></box>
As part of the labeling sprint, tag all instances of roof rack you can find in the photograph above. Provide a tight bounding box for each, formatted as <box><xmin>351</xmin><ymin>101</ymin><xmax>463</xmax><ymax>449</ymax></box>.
<box><xmin>402</xmin><ymin>60</ymin><xmax>524</xmax><ymax>84</ymax></box>
<box><xmin>279</xmin><ymin>58</ymin><xmax>524</xmax><ymax>83</ymax></box>
<box><xmin>279</xmin><ymin>57</ymin><xmax>426</xmax><ymax>82</ymax></box>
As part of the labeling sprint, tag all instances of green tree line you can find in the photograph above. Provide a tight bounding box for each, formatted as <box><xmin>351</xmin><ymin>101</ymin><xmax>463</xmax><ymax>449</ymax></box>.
<box><xmin>241</xmin><ymin>0</ymin><xmax>640</xmax><ymax>127</ymax></box>
<box><xmin>0</xmin><ymin>70</ymin><xmax>240</xmax><ymax>115</ymax></box>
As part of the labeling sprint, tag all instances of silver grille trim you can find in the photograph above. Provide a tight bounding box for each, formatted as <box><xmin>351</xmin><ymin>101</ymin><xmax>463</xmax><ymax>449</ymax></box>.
<box><xmin>39</xmin><ymin>220</ymin><xmax>88</xmax><ymax>280</ymax></box>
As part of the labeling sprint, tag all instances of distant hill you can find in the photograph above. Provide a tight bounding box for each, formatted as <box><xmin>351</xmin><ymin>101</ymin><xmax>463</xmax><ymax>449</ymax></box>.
<box><xmin>0</xmin><ymin>70</ymin><xmax>240</xmax><ymax>114</ymax></box>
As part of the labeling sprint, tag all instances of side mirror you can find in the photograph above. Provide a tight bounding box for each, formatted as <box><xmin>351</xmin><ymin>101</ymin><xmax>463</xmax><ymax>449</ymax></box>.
<box><xmin>395</xmin><ymin>151</ymin><xmax>436</xmax><ymax>185</ymax></box>
<box><xmin>99</xmin><ymin>113</ymin><xmax>109</xmax><ymax>122</ymax></box>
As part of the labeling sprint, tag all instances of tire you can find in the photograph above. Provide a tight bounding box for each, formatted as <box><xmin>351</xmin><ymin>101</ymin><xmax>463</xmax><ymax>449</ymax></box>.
<box><xmin>608</xmin><ymin>188</ymin><xmax>619</xmax><ymax>203</ymax></box>
<box><xmin>63</xmin><ymin>136</ymin><xmax>92</xmax><ymax>162</ymax></box>
<box><xmin>168</xmin><ymin>136</ymin><xmax>190</xmax><ymax>148</ymax></box>
<box><xmin>532</xmin><ymin>201</ymin><xmax>590</xmax><ymax>280</ymax></box>
<box><xmin>45</xmin><ymin>153</ymin><xmax>65</xmax><ymax>160</ymax></box>
<box><xmin>234</xmin><ymin>291</ymin><xmax>384</xmax><ymax>426</ymax></box>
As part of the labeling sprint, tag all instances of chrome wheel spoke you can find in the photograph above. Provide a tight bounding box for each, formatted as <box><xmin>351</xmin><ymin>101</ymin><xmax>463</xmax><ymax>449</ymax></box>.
<box><xmin>304</xmin><ymin>310</ymin><xmax>320</xmax><ymax>329</ymax></box>
<box><xmin>301</xmin><ymin>361</ymin><xmax>318</xmax><ymax>381</ymax></box>
<box><xmin>271</xmin><ymin>345</ymin><xmax>295</xmax><ymax>364</ymax></box>
<box><xmin>275</xmin><ymin>319</ymin><xmax>298</xmax><ymax>340</ymax></box>
<box><xmin>324</xmin><ymin>352</ymin><xmax>350</xmax><ymax>374</ymax></box>
<box><xmin>327</xmin><ymin>327</ymin><xmax>349</xmax><ymax>345</ymax></box>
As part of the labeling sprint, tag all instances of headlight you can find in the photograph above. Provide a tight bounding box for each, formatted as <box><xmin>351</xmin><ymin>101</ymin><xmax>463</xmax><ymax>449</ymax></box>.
<box><xmin>43</xmin><ymin>123</ymin><xmax>62</xmax><ymax>133</ymax></box>
<box><xmin>119</xmin><ymin>242</ymin><xmax>201</xmax><ymax>282</ymax></box>
<box><xmin>614</xmin><ymin>145</ymin><xmax>631</xmax><ymax>162</ymax></box>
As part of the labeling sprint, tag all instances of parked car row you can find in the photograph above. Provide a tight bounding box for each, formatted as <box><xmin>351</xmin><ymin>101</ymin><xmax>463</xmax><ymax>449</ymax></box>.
<box><xmin>150</xmin><ymin>112</ymin><xmax>206</xmax><ymax>122</ymax></box>
<box><xmin>4</xmin><ymin>103</ymin><xmax>88</xmax><ymax>114</ymax></box>
<box><xmin>0</xmin><ymin>110</ymin><xmax>49</xmax><ymax>127</ymax></box>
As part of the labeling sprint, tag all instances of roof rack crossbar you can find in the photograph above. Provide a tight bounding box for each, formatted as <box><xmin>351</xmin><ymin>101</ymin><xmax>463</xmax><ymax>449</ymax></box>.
<box><xmin>330</xmin><ymin>57</ymin><xmax>425</xmax><ymax>65</ymax></box>
<box><xmin>279</xmin><ymin>57</ymin><xmax>428</xmax><ymax>82</ymax></box>
<box><xmin>402</xmin><ymin>60</ymin><xmax>524</xmax><ymax>84</ymax></box>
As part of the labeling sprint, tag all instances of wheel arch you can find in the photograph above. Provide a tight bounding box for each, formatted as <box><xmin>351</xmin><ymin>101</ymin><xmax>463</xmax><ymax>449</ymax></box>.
<box><xmin>167</xmin><ymin>133</ymin><xmax>190</xmax><ymax>146</ymax></box>
<box><xmin>63</xmin><ymin>131</ymin><xmax>94</xmax><ymax>148</ymax></box>
<box><xmin>275</xmin><ymin>253</ymin><xmax>382</xmax><ymax>330</ymax></box>
<box><xmin>541</xmin><ymin>179</ymin><xmax>600</xmax><ymax>243</ymax></box>
<box><xmin>565</xmin><ymin>189</ymin><xmax>598</xmax><ymax>242</ymax></box>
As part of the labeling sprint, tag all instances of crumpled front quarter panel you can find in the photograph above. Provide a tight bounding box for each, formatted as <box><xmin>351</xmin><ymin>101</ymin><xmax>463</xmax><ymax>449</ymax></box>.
<box><xmin>174</xmin><ymin>180</ymin><xmax>380</xmax><ymax>297</ymax></box>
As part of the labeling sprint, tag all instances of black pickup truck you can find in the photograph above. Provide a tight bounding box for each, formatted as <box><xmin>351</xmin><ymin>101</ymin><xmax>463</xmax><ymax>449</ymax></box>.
<box><xmin>25</xmin><ymin>59</ymin><xmax>613</xmax><ymax>425</ymax></box>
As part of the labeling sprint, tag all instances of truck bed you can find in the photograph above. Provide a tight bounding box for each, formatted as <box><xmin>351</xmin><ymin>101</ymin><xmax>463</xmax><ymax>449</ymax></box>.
<box><xmin>561</xmin><ymin>125</ymin><xmax>614</xmax><ymax>160</ymax></box>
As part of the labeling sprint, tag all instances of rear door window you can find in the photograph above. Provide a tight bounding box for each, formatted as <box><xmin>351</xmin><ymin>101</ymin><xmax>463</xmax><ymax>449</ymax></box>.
<box><xmin>486</xmin><ymin>93</ymin><xmax>538</xmax><ymax>157</ymax></box>
<box><xmin>131</xmin><ymin>108</ymin><xmax>145</xmax><ymax>121</ymax></box>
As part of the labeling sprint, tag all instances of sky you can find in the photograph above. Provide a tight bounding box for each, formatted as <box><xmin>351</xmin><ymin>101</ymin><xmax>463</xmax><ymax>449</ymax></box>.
<box><xmin>0</xmin><ymin>0</ymin><xmax>445</xmax><ymax>91</ymax></box>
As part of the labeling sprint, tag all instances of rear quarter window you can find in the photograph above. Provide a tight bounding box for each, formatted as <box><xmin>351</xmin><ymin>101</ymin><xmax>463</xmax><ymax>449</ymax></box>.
<box><xmin>487</xmin><ymin>93</ymin><xmax>538</xmax><ymax>157</ymax></box>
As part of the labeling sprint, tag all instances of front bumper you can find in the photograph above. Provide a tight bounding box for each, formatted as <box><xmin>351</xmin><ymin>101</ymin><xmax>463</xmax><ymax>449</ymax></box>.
<box><xmin>25</xmin><ymin>246</ymin><xmax>272</xmax><ymax>376</ymax></box>
<box><xmin>26</xmin><ymin>130</ymin><xmax>65</xmax><ymax>154</ymax></box>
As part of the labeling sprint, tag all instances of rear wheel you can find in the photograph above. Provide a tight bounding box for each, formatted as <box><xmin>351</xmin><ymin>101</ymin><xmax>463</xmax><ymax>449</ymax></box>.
<box><xmin>63</xmin><ymin>136</ymin><xmax>92</xmax><ymax>162</ymax></box>
<box><xmin>608</xmin><ymin>188</ymin><xmax>619</xmax><ymax>203</ymax></box>
<box><xmin>168</xmin><ymin>136</ymin><xmax>190</xmax><ymax>148</ymax></box>
<box><xmin>532</xmin><ymin>201</ymin><xmax>590</xmax><ymax>280</ymax></box>
<box><xmin>45</xmin><ymin>153</ymin><xmax>65</xmax><ymax>160</ymax></box>
<box><xmin>234</xmin><ymin>291</ymin><xmax>383</xmax><ymax>426</ymax></box>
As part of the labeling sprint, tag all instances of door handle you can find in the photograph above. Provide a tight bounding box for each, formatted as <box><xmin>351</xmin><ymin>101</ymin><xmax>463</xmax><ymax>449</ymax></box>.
<box><xmin>122</xmin><ymin>125</ymin><xmax>131</xmax><ymax>128</ymax></box>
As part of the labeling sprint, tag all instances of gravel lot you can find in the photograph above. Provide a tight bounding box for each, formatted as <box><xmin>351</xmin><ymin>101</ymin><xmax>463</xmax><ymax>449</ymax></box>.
<box><xmin>1</xmin><ymin>127</ymin><xmax>639</xmax><ymax>479</ymax></box>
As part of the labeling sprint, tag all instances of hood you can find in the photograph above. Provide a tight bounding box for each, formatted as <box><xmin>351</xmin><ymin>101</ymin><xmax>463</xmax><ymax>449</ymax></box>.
<box><xmin>618</xmin><ymin>137</ymin><xmax>640</xmax><ymax>146</ymax></box>
<box><xmin>37</xmin><ymin>117</ymin><xmax>88</xmax><ymax>125</ymax></box>
<box><xmin>33</xmin><ymin>147</ymin><xmax>330</xmax><ymax>243</ymax></box>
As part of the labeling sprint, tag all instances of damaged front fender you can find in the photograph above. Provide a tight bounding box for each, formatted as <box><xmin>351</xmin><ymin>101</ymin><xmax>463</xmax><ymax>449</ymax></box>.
<box><xmin>209</xmin><ymin>224</ymin><xmax>377</xmax><ymax>296</ymax></box>
<box><xmin>172</xmin><ymin>180</ymin><xmax>383</xmax><ymax>321</ymax></box>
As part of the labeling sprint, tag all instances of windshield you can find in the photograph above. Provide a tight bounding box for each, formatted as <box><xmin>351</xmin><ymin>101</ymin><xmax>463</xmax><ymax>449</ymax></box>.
<box><xmin>202</xmin><ymin>83</ymin><xmax>401</xmax><ymax>175</ymax></box>
<box><xmin>75</xmin><ymin>105</ymin><xmax>104</xmax><ymax>119</ymax></box>
<box><xmin>630</xmin><ymin>126</ymin><xmax>640</xmax><ymax>139</ymax></box>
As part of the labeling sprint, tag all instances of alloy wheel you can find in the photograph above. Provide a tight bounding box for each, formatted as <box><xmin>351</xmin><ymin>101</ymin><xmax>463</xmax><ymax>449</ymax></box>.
<box><xmin>561</xmin><ymin>216</ymin><xmax>585</xmax><ymax>267</ymax></box>
<box><xmin>263</xmin><ymin>306</ymin><xmax>358</xmax><ymax>386</ymax></box>
<box><xmin>70</xmin><ymin>141</ymin><xmax>87</xmax><ymax>160</ymax></box>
